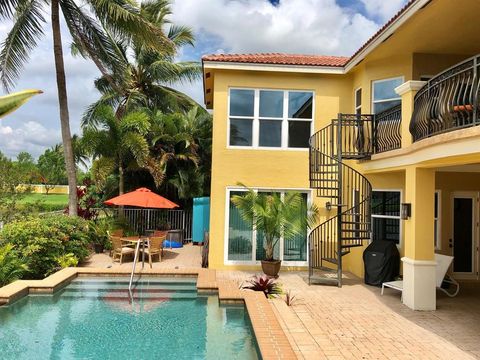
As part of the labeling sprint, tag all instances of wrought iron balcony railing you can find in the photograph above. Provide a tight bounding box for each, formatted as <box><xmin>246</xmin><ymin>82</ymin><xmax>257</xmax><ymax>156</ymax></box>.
<box><xmin>374</xmin><ymin>104</ymin><xmax>402</xmax><ymax>153</ymax></box>
<box><xmin>410</xmin><ymin>54</ymin><xmax>480</xmax><ymax>141</ymax></box>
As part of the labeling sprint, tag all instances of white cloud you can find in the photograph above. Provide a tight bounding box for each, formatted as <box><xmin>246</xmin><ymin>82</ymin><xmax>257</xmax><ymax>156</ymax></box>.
<box><xmin>171</xmin><ymin>0</ymin><xmax>381</xmax><ymax>56</ymax></box>
<box><xmin>359</xmin><ymin>0</ymin><xmax>406</xmax><ymax>22</ymax></box>
<box><xmin>0</xmin><ymin>0</ymin><xmax>408</xmax><ymax>160</ymax></box>
<box><xmin>0</xmin><ymin>121</ymin><xmax>62</xmax><ymax>159</ymax></box>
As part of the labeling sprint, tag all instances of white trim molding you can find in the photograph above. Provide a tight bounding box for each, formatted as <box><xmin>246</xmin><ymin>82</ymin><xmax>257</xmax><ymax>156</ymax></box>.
<box><xmin>203</xmin><ymin>61</ymin><xmax>344</xmax><ymax>75</ymax></box>
<box><xmin>401</xmin><ymin>257</ymin><xmax>437</xmax><ymax>310</ymax></box>
<box><xmin>395</xmin><ymin>80</ymin><xmax>427</xmax><ymax>96</ymax></box>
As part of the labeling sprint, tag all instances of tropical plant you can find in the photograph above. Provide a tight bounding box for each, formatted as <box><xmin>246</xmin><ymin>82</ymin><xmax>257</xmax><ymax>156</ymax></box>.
<box><xmin>242</xmin><ymin>275</ymin><xmax>283</xmax><ymax>298</ymax></box>
<box><xmin>81</xmin><ymin>105</ymin><xmax>151</xmax><ymax>194</ymax></box>
<box><xmin>0</xmin><ymin>215</ymin><xmax>90</xmax><ymax>278</ymax></box>
<box><xmin>0</xmin><ymin>243</ymin><xmax>28</xmax><ymax>287</ymax></box>
<box><xmin>0</xmin><ymin>0</ymin><xmax>173</xmax><ymax>215</ymax></box>
<box><xmin>79</xmin><ymin>0</ymin><xmax>202</xmax><ymax>121</ymax></box>
<box><xmin>232</xmin><ymin>186</ymin><xmax>319</xmax><ymax>262</ymax></box>
<box><xmin>284</xmin><ymin>290</ymin><xmax>299</xmax><ymax>306</ymax></box>
<box><xmin>47</xmin><ymin>253</ymin><xmax>78</xmax><ymax>276</ymax></box>
<box><xmin>0</xmin><ymin>89</ymin><xmax>42</xmax><ymax>118</ymax></box>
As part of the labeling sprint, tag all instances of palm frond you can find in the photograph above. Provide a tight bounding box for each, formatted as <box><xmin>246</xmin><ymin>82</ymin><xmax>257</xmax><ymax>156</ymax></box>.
<box><xmin>0</xmin><ymin>0</ymin><xmax>46</xmax><ymax>91</ymax></box>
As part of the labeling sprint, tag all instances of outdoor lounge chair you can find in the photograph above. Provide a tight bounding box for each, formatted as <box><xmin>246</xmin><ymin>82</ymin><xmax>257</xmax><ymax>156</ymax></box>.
<box><xmin>111</xmin><ymin>236</ymin><xmax>135</xmax><ymax>264</ymax></box>
<box><xmin>142</xmin><ymin>235</ymin><xmax>166</xmax><ymax>268</ymax></box>
<box><xmin>381</xmin><ymin>254</ymin><xmax>460</xmax><ymax>299</ymax></box>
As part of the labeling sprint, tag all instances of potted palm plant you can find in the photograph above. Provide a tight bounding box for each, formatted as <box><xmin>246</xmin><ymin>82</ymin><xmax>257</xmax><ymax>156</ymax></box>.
<box><xmin>232</xmin><ymin>185</ymin><xmax>318</xmax><ymax>277</ymax></box>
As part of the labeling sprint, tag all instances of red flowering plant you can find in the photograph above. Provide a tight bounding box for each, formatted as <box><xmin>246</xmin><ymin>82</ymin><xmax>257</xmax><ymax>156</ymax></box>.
<box><xmin>65</xmin><ymin>179</ymin><xmax>100</xmax><ymax>220</ymax></box>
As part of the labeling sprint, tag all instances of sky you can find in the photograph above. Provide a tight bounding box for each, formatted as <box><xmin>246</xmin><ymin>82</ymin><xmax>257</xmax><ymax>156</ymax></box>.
<box><xmin>0</xmin><ymin>0</ymin><xmax>407</xmax><ymax>160</ymax></box>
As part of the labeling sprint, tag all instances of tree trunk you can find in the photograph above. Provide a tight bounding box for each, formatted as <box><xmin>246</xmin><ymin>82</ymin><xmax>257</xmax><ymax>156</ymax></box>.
<box><xmin>119</xmin><ymin>162</ymin><xmax>125</xmax><ymax>195</ymax></box>
<box><xmin>51</xmin><ymin>0</ymin><xmax>77</xmax><ymax>216</ymax></box>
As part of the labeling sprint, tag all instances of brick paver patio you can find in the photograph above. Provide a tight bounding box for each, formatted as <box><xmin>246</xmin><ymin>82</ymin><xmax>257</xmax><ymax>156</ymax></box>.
<box><xmin>84</xmin><ymin>248</ymin><xmax>480</xmax><ymax>359</ymax></box>
<box><xmin>219</xmin><ymin>271</ymin><xmax>479</xmax><ymax>360</ymax></box>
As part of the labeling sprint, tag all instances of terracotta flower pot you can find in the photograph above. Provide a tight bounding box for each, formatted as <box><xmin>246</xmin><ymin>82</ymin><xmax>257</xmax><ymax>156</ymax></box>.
<box><xmin>261</xmin><ymin>260</ymin><xmax>282</xmax><ymax>277</ymax></box>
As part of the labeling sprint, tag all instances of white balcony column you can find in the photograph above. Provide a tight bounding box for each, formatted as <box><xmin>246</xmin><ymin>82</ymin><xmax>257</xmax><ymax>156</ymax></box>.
<box><xmin>395</xmin><ymin>81</ymin><xmax>427</xmax><ymax>148</ymax></box>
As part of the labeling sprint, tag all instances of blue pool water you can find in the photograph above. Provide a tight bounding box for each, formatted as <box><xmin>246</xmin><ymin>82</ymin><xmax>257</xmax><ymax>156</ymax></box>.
<box><xmin>0</xmin><ymin>277</ymin><xmax>260</xmax><ymax>360</ymax></box>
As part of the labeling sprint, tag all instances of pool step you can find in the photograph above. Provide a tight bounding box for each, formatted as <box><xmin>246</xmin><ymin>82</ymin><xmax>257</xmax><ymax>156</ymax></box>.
<box><xmin>60</xmin><ymin>289</ymin><xmax>198</xmax><ymax>300</ymax></box>
<box><xmin>67</xmin><ymin>283</ymin><xmax>196</xmax><ymax>291</ymax></box>
<box><xmin>72</xmin><ymin>277</ymin><xmax>197</xmax><ymax>285</ymax></box>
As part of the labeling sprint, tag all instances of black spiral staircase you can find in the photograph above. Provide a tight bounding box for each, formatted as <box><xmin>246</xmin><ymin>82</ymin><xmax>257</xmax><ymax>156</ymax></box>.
<box><xmin>308</xmin><ymin>114</ymin><xmax>374</xmax><ymax>287</ymax></box>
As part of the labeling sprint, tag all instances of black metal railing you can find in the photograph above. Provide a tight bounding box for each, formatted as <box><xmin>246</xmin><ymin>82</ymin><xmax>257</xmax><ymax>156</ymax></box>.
<box><xmin>374</xmin><ymin>104</ymin><xmax>402</xmax><ymax>153</ymax></box>
<box><xmin>410</xmin><ymin>54</ymin><xmax>480</xmax><ymax>141</ymax></box>
<box><xmin>308</xmin><ymin>114</ymin><xmax>373</xmax><ymax>286</ymax></box>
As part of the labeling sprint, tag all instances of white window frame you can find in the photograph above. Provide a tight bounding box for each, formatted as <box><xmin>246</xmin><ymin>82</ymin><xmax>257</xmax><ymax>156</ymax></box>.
<box><xmin>224</xmin><ymin>186</ymin><xmax>311</xmax><ymax>267</ymax></box>
<box><xmin>371</xmin><ymin>189</ymin><xmax>402</xmax><ymax>248</ymax></box>
<box><xmin>371</xmin><ymin>76</ymin><xmax>404</xmax><ymax>114</ymax></box>
<box><xmin>435</xmin><ymin>190</ymin><xmax>441</xmax><ymax>251</ymax></box>
<box><xmin>354</xmin><ymin>87</ymin><xmax>362</xmax><ymax>114</ymax></box>
<box><xmin>227</xmin><ymin>88</ymin><xmax>314</xmax><ymax>151</ymax></box>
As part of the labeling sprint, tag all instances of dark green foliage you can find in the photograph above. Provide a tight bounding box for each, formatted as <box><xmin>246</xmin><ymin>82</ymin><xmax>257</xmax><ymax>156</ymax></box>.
<box><xmin>0</xmin><ymin>243</ymin><xmax>28</xmax><ymax>287</ymax></box>
<box><xmin>0</xmin><ymin>215</ymin><xmax>90</xmax><ymax>279</ymax></box>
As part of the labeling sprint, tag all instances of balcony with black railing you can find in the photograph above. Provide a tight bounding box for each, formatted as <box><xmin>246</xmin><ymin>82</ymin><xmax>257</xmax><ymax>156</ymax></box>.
<box><xmin>373</xmin><ymin>104</ymin><xmax>402</xmax><ymax>154</ymax></box>
<box><xmin>410</xmin><ymin>54</ymin><xmax>480</xmax><ymax>142</ymax></box>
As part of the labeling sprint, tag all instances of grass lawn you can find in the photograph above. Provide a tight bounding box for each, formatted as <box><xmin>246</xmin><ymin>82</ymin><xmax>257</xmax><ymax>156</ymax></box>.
<box><xmin>18</xmin><ymin>193</ymin><xmax>69</xmax><ymax>210</ymax></box>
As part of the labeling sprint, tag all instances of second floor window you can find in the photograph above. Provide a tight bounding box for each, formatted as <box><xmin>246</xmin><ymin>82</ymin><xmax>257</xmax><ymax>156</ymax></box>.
<box><xmin>372</xmin><ymin>77</ymin><xmax>403</xmax><ymax>113</ymax></box>
<box><xmin>355</xmin><ymin>88</ymin><xmax>362</xmax><ymax>114</ymax></box>
<box><xmin>228</xmin><ymin>88</ymin><xmax>313</xmax><ymax>149</ymax></box>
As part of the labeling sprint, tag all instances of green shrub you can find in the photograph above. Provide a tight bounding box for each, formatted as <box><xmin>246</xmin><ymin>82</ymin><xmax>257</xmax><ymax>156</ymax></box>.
<box><xmin>0</xmin><ymin>243</ymin><xmax>28</xmax><ymax>287</ymax></box>
<box><xmin>0</xmin><ymin>215</ymin><xmax>90</xmax><ymax>279</ymax></box>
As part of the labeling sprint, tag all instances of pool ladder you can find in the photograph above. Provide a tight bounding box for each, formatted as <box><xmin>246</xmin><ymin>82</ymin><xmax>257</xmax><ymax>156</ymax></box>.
<box><xmin>128</xmin><ymin>240</ymin><xmax>143</xmax><ymax>296</ymax></box>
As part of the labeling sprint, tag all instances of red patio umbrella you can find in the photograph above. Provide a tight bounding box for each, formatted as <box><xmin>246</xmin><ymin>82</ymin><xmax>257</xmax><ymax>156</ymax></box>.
<box><xmin>104</xmin><ymin>187</ymin><xmax>179</xmax><ymax>209</ymax></box>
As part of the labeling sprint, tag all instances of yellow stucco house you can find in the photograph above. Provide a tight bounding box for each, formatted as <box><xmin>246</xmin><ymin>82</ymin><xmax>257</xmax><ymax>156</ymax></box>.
<box><xmin>201</xmin><ymin>0</ymin><xmax>480</xmax><ymax>310</ymax></box>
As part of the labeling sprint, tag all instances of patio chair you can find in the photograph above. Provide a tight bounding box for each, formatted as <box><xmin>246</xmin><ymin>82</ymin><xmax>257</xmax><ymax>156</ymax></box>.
<box><xmin>108</xmin><ymin>229</ymin><xmax>124</xmax><ymax>237</ymax></box>
<box><xmin>111</xmin><ymin>236</ymin><xmax>135</xmax><ymax>264</ymax></box>
<box><xmin>381</xmin><ymin>254</ymin><xmax>460</xmax><ymax>299</ymax></box>
<box><xmin>142</xmin><ymin>235</ymin><xmax>166</xmax><ymax>268</ymax></box>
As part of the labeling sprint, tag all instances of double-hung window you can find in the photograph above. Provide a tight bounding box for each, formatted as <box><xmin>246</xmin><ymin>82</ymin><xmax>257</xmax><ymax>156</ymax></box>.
<box><xmin>228</xmin><ymin>89</ymin><xmax>313</xmax><ymax>149</ymax></box>
<box><xmin>371</xmin><ymin>190</ymin><xmax>401</xmax><ymax>245</ymax></box>
<box><xmin>226</xmin><ymin>189</ymin><xmax>309</xmax><ymax>264</ymax></box>
<box><xmin>371</xmin><ymin>77</ymin><xmax>403</xmax><ymax>113</ymax></box>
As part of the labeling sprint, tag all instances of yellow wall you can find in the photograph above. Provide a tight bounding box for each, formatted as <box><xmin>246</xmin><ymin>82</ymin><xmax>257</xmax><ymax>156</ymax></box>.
<box><xmin>351</xmin><ymin>54</ymin><xmax>412</xmax><ymax>114</ymax></box>
<box><xmin>435</xmin><ymin>172</ymin><xmax>480</xmax><ymax>257</ymax></box>
<box><xmin>16</xmin><ymin>184</ymin><xmax>69</xmax><ymax>194</ymax></box>
<box><xmin>209</xmin><ymin>69</ymin><xmax>353</xmax><ymax>269</ymax></box>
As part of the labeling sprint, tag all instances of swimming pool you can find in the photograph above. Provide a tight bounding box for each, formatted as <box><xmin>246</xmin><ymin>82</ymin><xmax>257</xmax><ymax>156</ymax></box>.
<box><xmin>0</xmin><ymin>277</ymin><xmax>260</xmax><ymax>360</ymax></box>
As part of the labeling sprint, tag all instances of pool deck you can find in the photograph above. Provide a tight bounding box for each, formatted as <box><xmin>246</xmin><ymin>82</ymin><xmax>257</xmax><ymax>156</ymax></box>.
<box><xmin>3</xmin><ymin>245</ymin><xmax>480</xmax><ymax>359</ymax></box>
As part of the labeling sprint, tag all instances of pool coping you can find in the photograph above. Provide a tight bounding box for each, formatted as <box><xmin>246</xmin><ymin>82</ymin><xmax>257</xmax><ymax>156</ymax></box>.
<box><xmin>0</xmin><ymin>267</ymin><xmax>296</xmax><ymax>360</ymax></box>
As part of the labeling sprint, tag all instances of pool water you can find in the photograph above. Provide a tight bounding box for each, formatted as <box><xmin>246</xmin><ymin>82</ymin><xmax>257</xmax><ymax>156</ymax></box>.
<box><xmin>0</xmin><ymin>277</ymin><xmax>260</xmax><ymax>360</ymax></box>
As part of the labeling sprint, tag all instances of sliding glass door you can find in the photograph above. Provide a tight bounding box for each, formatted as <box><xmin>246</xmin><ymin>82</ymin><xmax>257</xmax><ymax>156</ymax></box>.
<box><xmin>226</xmin><ymin>189</ymin><xmax>309</xmax><ymax>264</ymax></box>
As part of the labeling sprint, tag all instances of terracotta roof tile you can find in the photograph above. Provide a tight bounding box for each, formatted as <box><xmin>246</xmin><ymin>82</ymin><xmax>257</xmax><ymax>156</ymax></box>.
<box><xmin>203</xmin><ymin>0</ymin><xmax>420</xmax><ymax>69</ymax></box>
<box><xmin>202</xmin><ymin>53</ymin><xmax>349</xmax><ymax>67</ymax></box>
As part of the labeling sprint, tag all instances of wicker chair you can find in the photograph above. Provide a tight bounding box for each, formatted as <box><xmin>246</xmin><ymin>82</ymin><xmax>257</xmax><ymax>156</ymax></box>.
<box><xmin>142</xmin><ymin>235</ymin><xmax>166</xmax><ymax>268</ymax></box>
<box><xmin>111</xmin><ymin>236</ymin><xmax>135</xmax><ymax>264</ymax></box>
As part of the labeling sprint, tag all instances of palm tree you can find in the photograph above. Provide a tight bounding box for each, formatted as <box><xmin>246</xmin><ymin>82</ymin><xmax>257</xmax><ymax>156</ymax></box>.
<box><xmin>143</xmin><ymin>108</ymin><xmax>204</xmax><ymax>191</ymax></box>
<box><xmin>80</xmin><ymin>0</ymin><xmax>202</xmax><ymax>121</ymax></box>
<box><xmin>0</xmin><ymin>0</ymin><xmax>173</xmax><ymax>215</ymax></box>
<box><xmin>81</xmin><ymin>105</ymin><xmax>150</xmax><ymax>195</ymax></box>
<box><xmin>232</xmin><ymin>186</ymin><xmax>319</xmax><ymax>263</ymax></box>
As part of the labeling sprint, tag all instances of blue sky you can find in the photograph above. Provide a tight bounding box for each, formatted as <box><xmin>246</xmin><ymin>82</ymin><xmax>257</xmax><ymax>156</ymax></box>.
<box><xmin>0</xmin><ymin>0</ymin><xmax>407</xmax><ymax>160</ymax></box>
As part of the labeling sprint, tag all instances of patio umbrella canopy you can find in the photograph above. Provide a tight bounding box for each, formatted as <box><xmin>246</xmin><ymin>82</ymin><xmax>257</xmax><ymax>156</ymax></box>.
<box><xmin>104</xmin><ymin>187</ymin><xmax>179</xmax><ymax>209</ymax></box>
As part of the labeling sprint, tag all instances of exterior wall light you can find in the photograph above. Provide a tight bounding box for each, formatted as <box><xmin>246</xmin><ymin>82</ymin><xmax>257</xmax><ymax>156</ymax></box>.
<box><xmin>401</xmin><ymin>203</ymin><xmax>411</xmax><ymax>220</ymax></box>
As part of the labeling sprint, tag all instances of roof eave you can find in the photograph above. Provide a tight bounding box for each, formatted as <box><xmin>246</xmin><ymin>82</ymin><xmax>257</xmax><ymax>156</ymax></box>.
<box><xmin>344</xmin><ymin>0</ymin><xmax>430</xmax><ymax>72</ymax></box>
<box><xmin>202</xmin><ymin>61</ymin><xmax>345</xmax><ymax>74</ymax></box>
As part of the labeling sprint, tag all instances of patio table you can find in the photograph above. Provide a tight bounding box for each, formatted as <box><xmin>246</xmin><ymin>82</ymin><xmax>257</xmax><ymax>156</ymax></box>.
<box><xmin>121</xmin><ymin>236</ymin><xmax>150</xmax><ymax>269</ymax></box>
